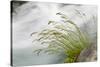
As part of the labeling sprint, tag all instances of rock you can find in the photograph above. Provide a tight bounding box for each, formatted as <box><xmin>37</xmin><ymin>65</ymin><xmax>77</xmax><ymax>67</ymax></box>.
<box><xmin>77</xmin><ymin>42</ymin><xmax>97</xmax><ymax>62</ymax></box>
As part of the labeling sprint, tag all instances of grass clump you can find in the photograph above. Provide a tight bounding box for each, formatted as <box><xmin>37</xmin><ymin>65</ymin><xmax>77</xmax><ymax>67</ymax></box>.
<box><xmin>31</xmin><ymin>12</ymin><xmax>90</xmax><ymax>63</ymax></box>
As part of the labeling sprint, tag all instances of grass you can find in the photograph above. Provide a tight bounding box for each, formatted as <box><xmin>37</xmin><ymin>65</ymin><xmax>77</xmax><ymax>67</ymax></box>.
<box><xmin>31</xmin><ymin>12</ymin><xmax>90</xmax><ymax>63</ymax></box>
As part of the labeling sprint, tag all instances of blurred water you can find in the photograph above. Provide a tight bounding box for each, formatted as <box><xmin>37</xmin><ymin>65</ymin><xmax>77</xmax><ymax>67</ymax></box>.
<box><xmin>12</xmin><ymin>1</ymin><xmax>97</xmax><ymax>66</ymax></box>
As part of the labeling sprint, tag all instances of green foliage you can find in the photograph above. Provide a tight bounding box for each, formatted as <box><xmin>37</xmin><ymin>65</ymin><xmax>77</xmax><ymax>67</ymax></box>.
<box><xmin>31</xmin><ymin>12</ymin><xmax>90</xmax><ymax>63</ymax></box>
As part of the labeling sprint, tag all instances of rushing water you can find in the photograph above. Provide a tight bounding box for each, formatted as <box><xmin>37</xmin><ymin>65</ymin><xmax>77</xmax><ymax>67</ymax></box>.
<box><xmin>12</xmin><ymin>1</ymin><xmax>97</xmax><ymax>66</ymax></box>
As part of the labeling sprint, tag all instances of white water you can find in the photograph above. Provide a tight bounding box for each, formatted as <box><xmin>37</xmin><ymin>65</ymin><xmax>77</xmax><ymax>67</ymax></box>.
<box><xmin>12</xmin><ymin>2</ymin><xmax>97</xmax><ymax>66</ymax></box>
